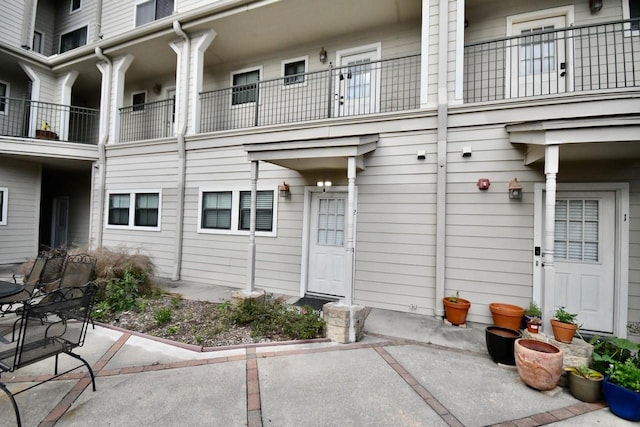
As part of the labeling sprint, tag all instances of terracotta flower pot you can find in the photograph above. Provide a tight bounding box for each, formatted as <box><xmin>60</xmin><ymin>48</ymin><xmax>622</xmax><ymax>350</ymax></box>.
<box><xmin>485</xmin><ymin>326</ymin><xmax>521</xmax><ymax>365</ymax></box>
<box><xmin>489</xmin><ymin>303</ymin><xmax>524</xmax><ymax>330</ymax></box>
<box><xmin>514</xmin><ymin>338</ymin><xmax>563</xmax><ymax>391</ymax></box>
<box><xmin>443</xmin><ymin>297</ymin><xmax>471</xmax><ymax>325</ymax></box>
<box><xmin>526</xmin><ymin>321</ymin><xmax>541</xmax><ymax>334</ymax></box>
<box><xmin>550</xmin><ymin>319</ymin><xmax>578</xmax><ymax>343</ymax></box>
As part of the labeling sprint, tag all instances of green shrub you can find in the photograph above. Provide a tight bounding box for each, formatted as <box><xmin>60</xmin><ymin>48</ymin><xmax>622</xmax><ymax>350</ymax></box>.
<box><xmin>153</xmin><ymin>307</ymin><xmax>173</xmax><ymax>325</ymax></box>
<box><xmin>590</xmin><ymin>335</ymin><xmax>639</xmax><ymax>374</ymax></box>
<box><xmin>609</xmin><ymin>359</ymin><xmax>640</xmax><ymax>392</ymax></box>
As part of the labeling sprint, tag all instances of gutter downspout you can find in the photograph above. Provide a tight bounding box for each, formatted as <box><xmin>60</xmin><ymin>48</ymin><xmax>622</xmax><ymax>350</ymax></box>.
<box><xmin>171</xmin><ymin>21</ymin><xmax>190</xmax><ymax>281</ymax></box>
<box><xmin>94</xmin><ymin>47</ymin><xmax>112</xmax><ymax>250</ymax></box>
<box><xmin>434</xmin><ymin>0</ymin><xmax>450</xmax><ymax>317</ymax></box>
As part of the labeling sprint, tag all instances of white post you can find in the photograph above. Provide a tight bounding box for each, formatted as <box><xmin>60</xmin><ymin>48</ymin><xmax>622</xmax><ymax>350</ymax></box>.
<box><xmin>542</xmin><ymin>145</ymin><xmax>559</xmax><ymax>333</ymax></box>
<box><xmin>247</xmin><ymin>160</ymin><xmax>258</xmax><ymax>293</ymax></box>
<box><xmin>345</xmin><ymin>157</ymin><xmax>356</xmax><ymax>306</ymax></box>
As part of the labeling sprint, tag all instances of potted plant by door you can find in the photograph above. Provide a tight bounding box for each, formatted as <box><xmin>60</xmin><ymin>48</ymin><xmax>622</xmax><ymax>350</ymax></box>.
<box><xmin>565</xmin><ymin>365</ymin><xmax>604</xmax><ymax>402</ymax></box>
<box><xmin>522</xmin><ymin>300</ymin><xmax>542</xmax><ymax>328</ymax></box>
<box><xmin>550</xmin><ymin>307</ymin><xmax>578</xmax><ymax>343</ymax></box>
<box><xmin>603</xmin><ymin>359</ymin><xmax>640</xmax><ymax>421</ymax></box>
<box><xmin>443</xmin><ymin>291</ymin><xmax>471</xmax><ymax>326</ymax></box>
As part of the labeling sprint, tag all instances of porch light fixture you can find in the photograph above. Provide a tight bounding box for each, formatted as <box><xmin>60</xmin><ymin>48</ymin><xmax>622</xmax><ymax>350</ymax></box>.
<box><xmin>316</xmin><ymin>181</ymin><xmax>332</xmax><ymax>192</ymax></box>
<box><xmin>319</xmin><ymin>47</ymin><xmax>327</xmax><ymax>64</ymax></box>
<box><xmin>589</xmin><ymin>0</ymin><xmax>603</xmax><ymax>13</ymax></box>
<box><xmin>279</xmin><ymin>181</ymin><xmax>291</xmax><ymax>199</ymax></box>
<box><xmin>508</xmin><ymin>178</ymin><xmax>523</xmax><ymax>200</ymax></box>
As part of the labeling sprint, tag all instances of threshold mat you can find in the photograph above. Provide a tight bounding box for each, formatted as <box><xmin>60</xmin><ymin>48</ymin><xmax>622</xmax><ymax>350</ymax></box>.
<box><xmin>293</xmin><ymin>296</ymin><xmax>337</xmax><ymax>311</ymax></box>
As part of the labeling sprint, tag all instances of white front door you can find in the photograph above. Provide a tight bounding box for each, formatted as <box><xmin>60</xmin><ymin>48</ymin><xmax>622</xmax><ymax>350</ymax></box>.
<box><xmin>550</xmin><ymin>192</ymin><xmax>615</xmax><ymax>332</ymax></box>
<box><xmin>508</xmin><ymin>15</ymin><xmax>567</xmax><ymax>97</ymax></box>
<box><xmin>335</xmin><ymin>45</ymin><xmax>380</xmax><ymax>117</ymax></box>
<box><xmin>307</xmin><ymin>192</ymin><xmax>347</xmax><ymax>296</ymax></box>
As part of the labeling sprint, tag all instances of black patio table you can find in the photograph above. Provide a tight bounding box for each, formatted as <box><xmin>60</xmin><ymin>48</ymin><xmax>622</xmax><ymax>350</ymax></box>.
<box><xmin>0</xmin><ymin>281</ymin><xmax>24</xmax><ymax>298</ymax></box>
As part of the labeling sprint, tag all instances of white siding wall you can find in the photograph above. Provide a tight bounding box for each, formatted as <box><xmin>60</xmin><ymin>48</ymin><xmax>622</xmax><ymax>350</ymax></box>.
<box><xmin>629</xmin><ymin>167</ymin><xmax>640</xmax><ymax>340</ymax></box>
<box><xmin>101</xmin><ymin>143</ymin><xmax>179</xmax><ymax>277</ymax></box>
<box><xmin>0</xmin><ymin>1</ymin><xmax>26</xmax><ymax>48</ymax></box>
<box><xmin>0</xmin><ymin>158</ymin><xmax>40</xmax><ymax>264</ymax></box>
<box><xmin>101</xmin><ymin>0</ymin><xmax>135</xmax><ymax>39</ymax></box>
<box><xmin>54</xmin><ymin>0</ymin><xmax>97</xmax><ymax>53</ymax></box>
<box><xmin>35</xmin><ymin>1</ymin><xmax>57</xmax><ymax>56</ymax></box>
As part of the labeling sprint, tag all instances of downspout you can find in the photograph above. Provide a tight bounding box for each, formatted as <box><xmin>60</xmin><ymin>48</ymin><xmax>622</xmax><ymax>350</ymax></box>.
<box><xmin>171</xmin><ymin>21</ymin><xmax>190</xmax><ymax>281</ymax></box>
<box><xmin>94</xmin><ymin>47</ymin><xmax>112</xmax><ymax>250</ymax></box>
<box><xmin>434</xmin><ymin>0</ymin><xmax>450</xmax><ymax>317</ymax></box>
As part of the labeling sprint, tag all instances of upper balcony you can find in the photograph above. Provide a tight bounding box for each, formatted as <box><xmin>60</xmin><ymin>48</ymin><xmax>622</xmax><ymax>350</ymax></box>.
<box><xmin>0</xmin><ymin>97</ymin><xmax>99</xmax><ymax>144</ymax></box>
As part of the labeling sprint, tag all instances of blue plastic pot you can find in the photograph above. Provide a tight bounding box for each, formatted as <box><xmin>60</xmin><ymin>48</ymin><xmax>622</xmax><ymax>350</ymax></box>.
<box><xmin>603</xmin><ymin>376</ymin><xmax>640</xmax><ymax>421</ymax></box>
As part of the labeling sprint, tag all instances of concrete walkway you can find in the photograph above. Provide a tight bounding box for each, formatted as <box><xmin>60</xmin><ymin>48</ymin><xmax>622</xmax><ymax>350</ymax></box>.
<box><xmin>0</xmin><ymin>276</ymin><xmax>633</xmax><ymax>426</ymax></box>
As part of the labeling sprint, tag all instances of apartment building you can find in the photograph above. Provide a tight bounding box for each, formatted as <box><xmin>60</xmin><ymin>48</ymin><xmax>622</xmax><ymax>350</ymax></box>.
<box><xmin>0</xmin><ymin>0</ymin><xmax>638</xmax><ymax>339</ymax></box>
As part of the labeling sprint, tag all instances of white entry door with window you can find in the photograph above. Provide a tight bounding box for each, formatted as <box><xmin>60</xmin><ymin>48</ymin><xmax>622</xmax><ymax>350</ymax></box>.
<box><xmin>307</xmin><ymin>192</ymin><xmax>347</xmax><ymax>296</ymax></box>
<box><xmin>335</xmin><ymin>44</ymin><xmax>381</xmax><ymax>117</ymax></box>
<box><xmin>507</xmin><ymin>12</ymin><xmax>569</xmax><ymax>98</ymax></box>
<box><xmin>549</xmin><ymin>192</ymin><xmax>615</xmax><ymax>332</ymax></box>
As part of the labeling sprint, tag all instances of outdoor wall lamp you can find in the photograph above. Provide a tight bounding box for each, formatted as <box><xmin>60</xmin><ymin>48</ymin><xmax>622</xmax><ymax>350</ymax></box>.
<box><xmin>477</xmin><ymin>178</ymin><xmax>490</xmax><ymax>190</ymax></box>
<box><xmin>279</xmin><ymin>181</ymin><xmax>291</xmax><ymax>199</ymax></box>
<box><xmin>508</xmin><ymin>178</ymin><xmax>523</xmax><ymax>200</ymax></box>
<box><xmin>319</xmin><ymin>47</ymin><xmax>327</xmax><ymax>64</ymax></box>
<box><xmin>589</xmin><ymin>0</ymin><xmax>603</xmax><ymax>13</ymax></box>
<box><xmin>317</xmin><ymin>181</ymin><xmax>332</xmax><ymax>192</ymax></box>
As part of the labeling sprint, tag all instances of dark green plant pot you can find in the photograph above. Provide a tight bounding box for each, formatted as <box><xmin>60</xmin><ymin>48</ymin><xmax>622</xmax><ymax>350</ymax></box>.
<box><xmin>568</xmin><ymin>371</ymin><xmax>603</xmax><ymax>402</ymax></box>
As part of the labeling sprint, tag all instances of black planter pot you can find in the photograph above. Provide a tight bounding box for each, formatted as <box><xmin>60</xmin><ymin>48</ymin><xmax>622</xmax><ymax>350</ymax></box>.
<box><xmin>485</xmin><ymin>326</ymin><xmax>522</xmax><ymax>365</ymax></box>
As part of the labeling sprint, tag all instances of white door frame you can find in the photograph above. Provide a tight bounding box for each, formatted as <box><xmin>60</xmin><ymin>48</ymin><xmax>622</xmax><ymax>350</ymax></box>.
<box><xmin>335</xmin><ymin>43</ymin><xmax>382</xmax><ymax>117</ymax></box>
<box><xmin>533</xmin><ymin>182</ymin><xmax>630</xmax><ymax>337</ymax></box>
<box><xmin>300</xmin><ymin>185</ymin><xmax>355</xmax><ymax>297</ymax></box>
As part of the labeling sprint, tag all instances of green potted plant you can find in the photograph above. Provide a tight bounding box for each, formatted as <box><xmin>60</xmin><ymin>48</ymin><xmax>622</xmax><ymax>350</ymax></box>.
<box><xmin>565</xmin><ymin>365</ymin><xmax>604</xmax><ymax>402</ymax></box>
<box><xmin>521</xmin><ymin>300</ymin><xmax>542</xmax><ymax>329</ymax></box>
<box><xmin>526</xmin><ymin>316</ymin><xmax>542</xmax><ymax>334</ymax></box>
<box><xmin>442</xmin><ymin>291</ymin><xmax>470</xmax><ymax>326</ymax></box>
<box><xmin>550</xmin><ymin>307</ymin><xmax>578</xmax><ymax>343</ymax></box>
<box><xmin>603</xmin><ymin>358</ymin><xmax>640</xmax><ymax>421</ymax></box>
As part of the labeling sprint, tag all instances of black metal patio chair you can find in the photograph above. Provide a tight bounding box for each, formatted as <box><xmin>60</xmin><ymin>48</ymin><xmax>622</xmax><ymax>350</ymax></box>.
<box><xmin>0</xmin><ymin>282</ymin><xmax>98</xmax><ymax>427</ymax></box>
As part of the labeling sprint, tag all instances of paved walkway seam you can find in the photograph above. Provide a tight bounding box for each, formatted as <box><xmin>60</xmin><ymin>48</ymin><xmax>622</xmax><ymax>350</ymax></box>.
<box><xmin>246</xmin><ymin>347</ymin><xmax>262</xmax><ymax>427</ymax></box>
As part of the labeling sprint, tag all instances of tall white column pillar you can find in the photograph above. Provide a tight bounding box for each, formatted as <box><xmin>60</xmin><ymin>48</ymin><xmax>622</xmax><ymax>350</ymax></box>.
<box><xmin>345</xmin><ymin>156</ymin><xmax>356</xmax><ymax>306</ymax></box>
<box><xmin>246</xmin><ymin>160</ymin><xmax>259</xmax><ymax>293</ymax></box>
<box><xmin>542</xmin><ymin>145</ymin><xmax>559</xmax><ymax>333</ymax></box>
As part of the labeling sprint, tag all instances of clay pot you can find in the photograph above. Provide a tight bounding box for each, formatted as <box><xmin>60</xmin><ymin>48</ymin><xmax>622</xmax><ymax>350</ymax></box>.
<box><xmin>514</xmin><ymin>338</ymin><xmax>563</xmax><ymax>391</ymax></box>
<box><xmin>485</xmin><ymin>326</ymin><xmax>522</xmax><ymax>365</ymax></box>
<box><xmin>443</xmin><ymin>297</ymin><xmax>471</xmax><ymax>325</ymax></box>
<box><xmin>567</xmin><ymin>371</ymin><xmax>603</xmax><ymax>403</ymax></box>
<box><xmin>550</xmin><ymin>319</ymin><xmax>578</xmax><ymax>343</ymax></box>
<box><xmin>489</xmin><ymin>303</ymin><xmax>524</xmax><ymax>330</ymax></box>
<box><xmin>526</xmin><ymin>321</ymin><xmax>541</xmax><ymax>334</ymax></box>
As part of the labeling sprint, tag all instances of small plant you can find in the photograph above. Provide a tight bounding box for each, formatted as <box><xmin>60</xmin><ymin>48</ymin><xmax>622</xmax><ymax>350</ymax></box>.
<box><xmin>447</xmin><ymin>291</ymin><xmax>461</xmax><ymax>303</ymax></box>
<box><xmin>590</xmin><ymin>335</ymin><xmax>640</xmax><ymax>374</ymax></box>
<box><xmin>566</xmin><ymin>365</ymin><xmax>603</xmax><ymax>380</ymax></box>
<box><xmin>166</xmin><ymin>325</ymin><xmax>178</xmax><ymax>334</ymax></box>
<box><xmin>525</xmin><ymin>301</ymin><xmax>542</xmax><ymax>317</ymax></box>
<box><xmin>153</xmin><ymin>307</ymin><xmax>173</xmax><ymax>325</ymax></box>
<box><xmin>554</xmin><ymin>306</ymin><xmax>578</xmax><ymax>324</ymax></box>
<box><xmin>608</xmin><ymin>359</ymin><xmax>640</xmax><ymax>393</ymax></box>
<box><xmin>170</xmin><ymin>294</ymin><xmax>183</xmax><ymax>309</ymax></box>
<box><xmin>527</xmin><ymin>316</ymin><xmax>542</xmax><ymax>325</ymax></box>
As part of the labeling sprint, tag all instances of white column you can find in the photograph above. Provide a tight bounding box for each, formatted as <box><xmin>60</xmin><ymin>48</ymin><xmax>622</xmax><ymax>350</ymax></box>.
<box><xmin>246</xmin><ymin>160</ymin><xmax>259</xmax><ymax>293</ymax></box>
<box><xmin>111</xmin><ymin>54</ymin><xmax>134</xmax><ymax>143</ymax></box>
<box><xmin>59</xmin><ymin>71</ymin><xmax>79</xmax><ymax>141</ymax></box>
<box><xmin>542</xmin><ymin>145</ymin><xmax>559</xmax><ymax>333</ymax></box>
<box><xmin>190</xmin><ymin>30</ymin><xmax>216</xmax><ymax>134</ymax></box>
<box><xmin>345</xmin><ymin>157</ymin><xmax>357</xmax><ymax>306</ymax></box>
<box><xmin>420</xmin><ymin>0</ymin><xmax>430</xmax><ymax>108</ymax></box>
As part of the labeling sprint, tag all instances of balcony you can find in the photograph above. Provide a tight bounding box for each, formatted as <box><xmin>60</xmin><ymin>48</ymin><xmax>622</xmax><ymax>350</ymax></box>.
<box><xmin>199</xmin><ymin>54</ymin><xmax>421</xmax><ymax>133</ymax></box>
<box><xmin>119</xmin><ymin>98</ymin><xmax>176</xmax><ymax>143</ymax></box>
<box><xmin>464</xmin><ymin>18</ymin><xmax>640</xmax><ymax>103</ymax></box>
<box><xmin>0</xmin><ymin>98</ymin><xmax>99</xmax><ymax>144</ymax></box>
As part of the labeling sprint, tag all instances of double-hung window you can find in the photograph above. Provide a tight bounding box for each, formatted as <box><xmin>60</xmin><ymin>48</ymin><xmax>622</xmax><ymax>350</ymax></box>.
<box><xmin>60</xmin><ymin>26</ymin><xmax>87</xmax><ymax>53</ymax></box>
<box><xmin>0</xmin><ymin>187</ymin><xmax>7</xmax><ymax>226</ymax></box>
<box><xmin>107</xmin><ymin>191</ymin><xmax>161</xmax><ymax>230</ymax></box>
<box><xmin>132</xmin><ymin>91</ymin><xmax>146</xmax><ymax>112</ymax></box>
<box><xmin>135</xmin><ymin>0</ymin><xmax>174</xmax><ymax>27</ymax></box>
<box><xmin>231</xmin><ymin>69</ymin><xmax>260</xmax><ymax>105</ymax></box>
<box><xmin>71</xmin><ymin>0</ymin><xmax>81</xmax><ymax>12</ymax></box>
<box><xmin>198</xmin><ymin>188</ymin><xmax>276</xmax><ymax>236</ymax></box>
<box><xmin>0</xmin><ymin>81</ymin><xmax>8</xmax><ymax>114</ymax></box>
<box><xmin>283</xmin><ymin>57</ymin><xmax>307</xmax><ymax>85</ymax></box>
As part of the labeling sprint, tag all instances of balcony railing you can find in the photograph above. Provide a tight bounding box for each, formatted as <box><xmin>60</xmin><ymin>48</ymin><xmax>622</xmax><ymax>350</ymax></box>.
<box><xmin>199</xmin><ymin>54</ymin><xmax>421</xmax><ymax>133</ymax></box>
<box><xmin>464</xmin><ymin>18</ymin><xmax>640</xmax><ymax>103</ymax></box>
<box><xmin>119</xmin><ymin>98</ymin><xmax>175</xmax><ymax>143</ymax></box>
<box><xmin>0</xmin><ymin>97</ymin><xmax>99</xmax><ymax>144</ymax></box>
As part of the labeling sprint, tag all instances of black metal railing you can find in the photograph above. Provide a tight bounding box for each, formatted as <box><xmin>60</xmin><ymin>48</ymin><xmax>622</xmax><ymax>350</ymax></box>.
<box><xmin>119</xmin><ymin>98</ymin><xmax>175</xmax><ymax>142</ymax></box>
<box><xmin>199</xmin><ymin>54</ymin><xmax>421</xmax><ymax>133</ymax></box>
<box><xmin>464</xmin><ymin>18</ymin><xmax>640</xmax><ymax>103</ymax></box>
<box><xmin>0</xmin><ymin>97</ymin><xmax>99</xmax><ymax>144</ymax></box>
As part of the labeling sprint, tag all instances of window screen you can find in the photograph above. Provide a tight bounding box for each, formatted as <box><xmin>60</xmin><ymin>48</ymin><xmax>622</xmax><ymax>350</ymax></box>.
<box><xmin>554</xmin><ymin>199</ymin><xmax>599</xmax><ymax>262</ymax></box>
<box><xmin>136</xmin><ymin>0</ymin><xmax>174</xmax><ymax>27</ymax></box>
<box><xmin>232</xmin><ymin>70</ymin><xmax>259</xmax><ymax>105</ymax></box>
<box><xmin>135</xmin><ymin>193</ymin><xmax>159</xmax><ymax>227</ymax></box>
<box><xmin>60</xmin><ymin>26</ymin><xmax>87</xmax><ymax>53</ymax></box>
<box><xmin>239</xmin><ymin>191</ymin><xmax>273</xmax><ymax>232</ymax></box>
<box><xmin>202</xmin><ymin>192</ymin><xmax>232</xmax><ymax>229</ymax></box>
<box><xmin>284</xmin><ymin>60</ymin><xmax>306</xmax><ymax>85</ymax></box>
<box><xmin>108</xmin><ymin>194</ymin><xmax>130</xmax><ymax>225</ymax></box>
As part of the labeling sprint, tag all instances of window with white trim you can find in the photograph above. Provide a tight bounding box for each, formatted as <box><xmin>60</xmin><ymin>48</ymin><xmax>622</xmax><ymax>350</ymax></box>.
<box><xmin>33</xmin><ymin>31</ymin><xmax>43</xmax><ymax>54</ymax></box>
<box><xmin>132</xmin><ymin>91</ymin><xmax>146</xmax><ymax>112</ymax></box>
<box><xmin>60</xmin><ymin>26</ymin><xmax>87</xmax><ymax>53</ymax></box>
<box><xmin>0</xmin><ymin>81</ymin><xmax>8</xmax><ymax>114</ymax></box>
<box><xmin>282</xmin><ymin>57</ymin><xmax>308</xmax><ymax>85</ymax></box>
<box><xmin>107</xmin><ymin>191</ymin><xmax>161</xmax><ymax>230</ymax></box>
<box><xmin>231</xmin><ymin>69</ymin><xmax>260</xmax><ymax>105</ymax></box>
<box><xmin>71</xmin><ymin>0</ymin><xmax>81</xmax><ymax>12</ymax></box>
<box><xmin>0</xmin><ymin>187</ymin><xmax>7</xmax><ymax>225</ymax></box>
<box><xmin>625</xmin><ymin>0</ymin><xmax>640</xmax><ymax>29</ymax></box>
<box><xmin>198</xmin><ymin>188</ymin><xmax>276</xmax><ymax>236</ymax></box>
<box><xmin>135</xmin><ymin>0</ymin><xmax>174</xmax><ymax>27</ymax></box>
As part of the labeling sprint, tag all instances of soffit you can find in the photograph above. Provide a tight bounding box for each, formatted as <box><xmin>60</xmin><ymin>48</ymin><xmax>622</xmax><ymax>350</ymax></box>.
<box><xmin>244</xmin><ymin>134</ymin><xmax>378</xmax><ymax>171</ymax></box>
